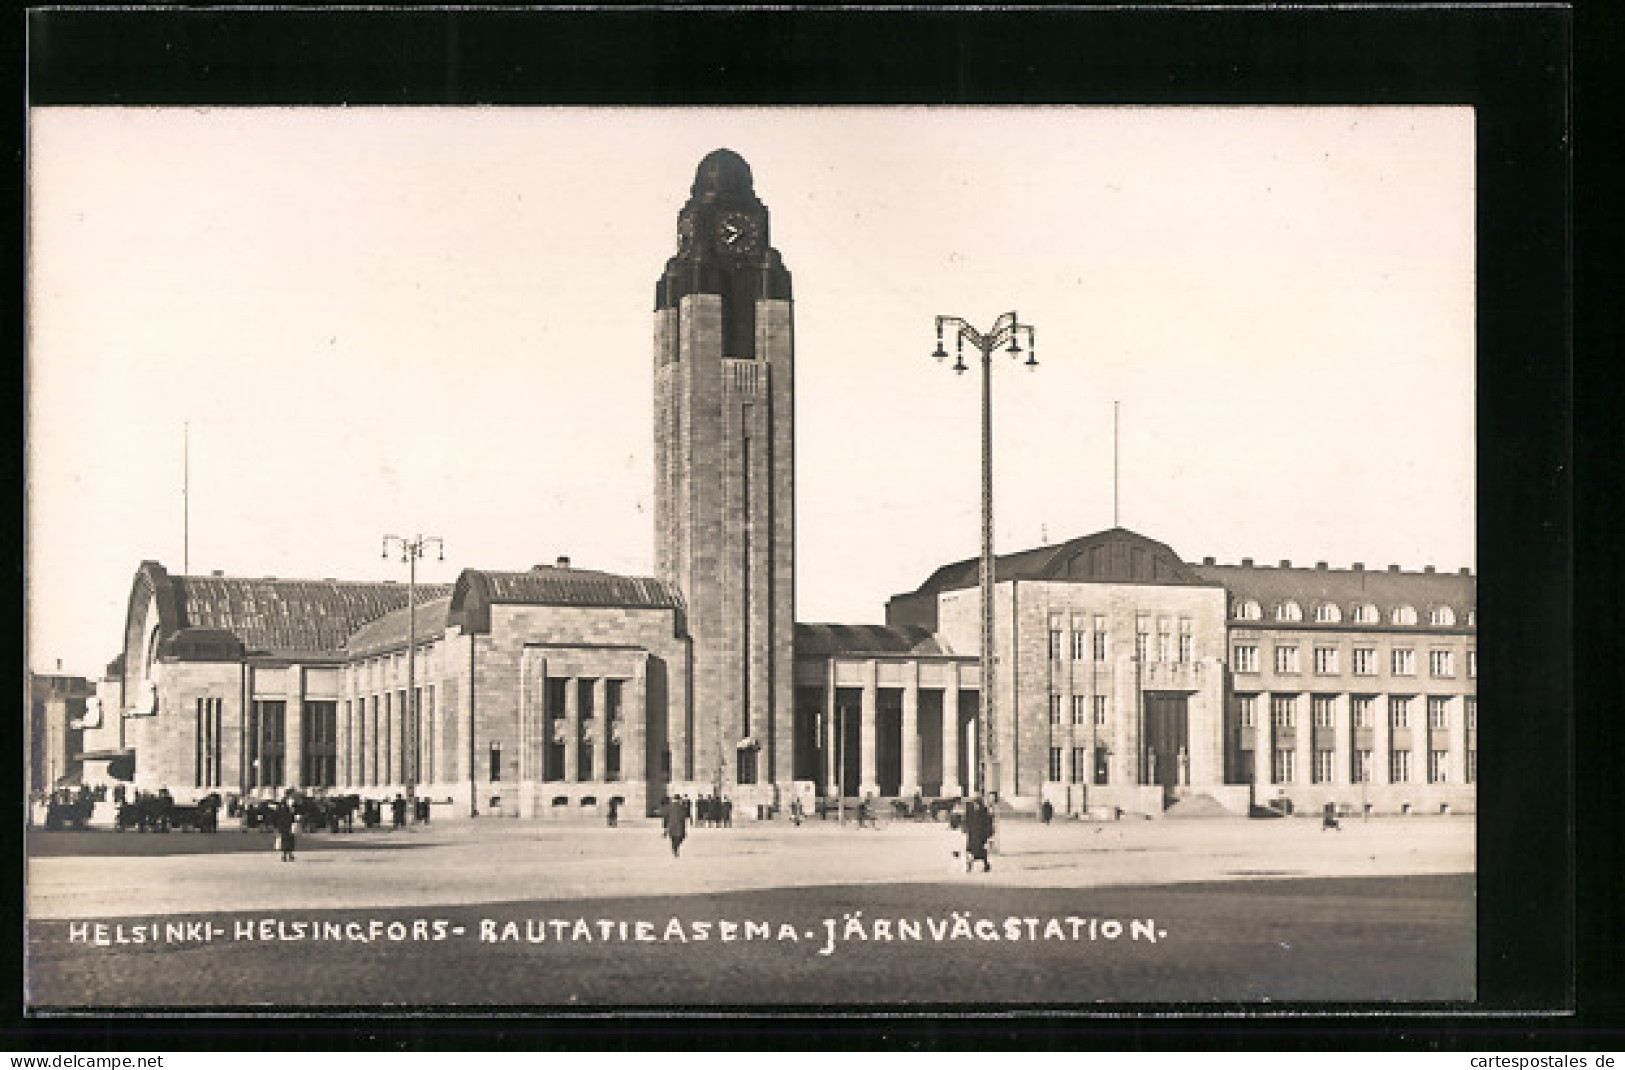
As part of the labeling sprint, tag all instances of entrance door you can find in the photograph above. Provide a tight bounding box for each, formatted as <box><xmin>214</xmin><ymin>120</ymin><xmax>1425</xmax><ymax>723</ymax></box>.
<box><xmin>1142</xmin><ymin>692</ymin><xmax>1189</xmax><ymax>792</ymax></box>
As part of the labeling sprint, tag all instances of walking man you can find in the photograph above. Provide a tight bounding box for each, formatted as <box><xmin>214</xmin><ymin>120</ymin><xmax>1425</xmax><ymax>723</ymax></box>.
<box><xmin>665</xmin><ymin>794</ymin><xmax>689</xmax><ymax>857</ymax></box>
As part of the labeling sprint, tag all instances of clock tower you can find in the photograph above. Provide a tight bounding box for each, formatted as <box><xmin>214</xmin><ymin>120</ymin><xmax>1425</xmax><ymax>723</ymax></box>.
<box><xmin>653</xmin><ymin>149</ymin><xmax>795</xmax><ymax>800</ymax></box>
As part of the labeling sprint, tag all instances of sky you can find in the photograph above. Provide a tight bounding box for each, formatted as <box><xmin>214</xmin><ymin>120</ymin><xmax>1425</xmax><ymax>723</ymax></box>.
<box><xmin>26</xmin><ymin>106</ymin><xmax>1475</xmax><ymax>677</ymax></box>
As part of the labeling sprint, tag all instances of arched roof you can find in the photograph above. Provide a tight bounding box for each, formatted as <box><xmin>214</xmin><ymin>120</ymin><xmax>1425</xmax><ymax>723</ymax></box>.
<box><xmin>121</xmin><ymin>561</ymin><xmax>450</xmax><ymax>663</ymax></box>
<box><xmin>449</xmin><ymin>566</ymin><xmax>685</xmax><ymax>634</ymax></box>
<box><xmin>904</xmin><ymin>527</ymin><xmax>1217</xmax><ymax>598</ymax></box>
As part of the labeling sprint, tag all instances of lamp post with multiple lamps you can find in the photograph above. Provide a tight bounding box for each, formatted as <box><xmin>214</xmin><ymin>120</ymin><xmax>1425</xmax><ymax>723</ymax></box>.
<box><xmin>381</xmin><ymin>533</ymin><xmax>444</xmax><ymax>798</ymax></box>
<box><xmin>932</xmin><ymin>312</ymin><xmax>1038</xmax><ymax>802</ymax></box>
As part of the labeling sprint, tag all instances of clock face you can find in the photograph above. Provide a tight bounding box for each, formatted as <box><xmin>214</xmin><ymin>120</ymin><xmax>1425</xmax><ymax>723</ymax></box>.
<box><xmin>715</xmin><ymin>210</ymin><xmax>761</xmax><ymax>255</ymax></box>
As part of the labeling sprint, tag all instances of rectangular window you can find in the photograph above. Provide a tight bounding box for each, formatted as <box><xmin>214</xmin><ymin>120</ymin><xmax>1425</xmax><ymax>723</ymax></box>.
<box><xmin>1428</xmin><ymin>749</ymin><xmax>1449</xmax><ymax>784</ymax></box>
<box><xmin>1389</xmin><ymin>695</ymin><xmax>1410</xmax><ymax>729</ymax></box>
<box><xmin>1353</xmin><ymin>647</ymin><xmax>1376</xmax><ymax>676</ymax></box>
<box><xmin>1156</xmin><ymin>629</ymin><xmax>1173</xmax><ymax>664</ymax></box>
<box><xmin>1048</xmin><ymin>694</ymin><xmax>1062</xmax><ymax>726</ymax></box>
<box><xmin>1351</xmin><ymin>695</ymin><xmax>1375</xmax><ymax>729</ymax></box>
<box><xmin>489</xmin><ymin>741</ymin><xmax>502</xmax><ymax>782</ymax></box>
<box><xmin>1466</xmin><ymin>749</ymin><xmax>1477</xmax><ymax>784</ymax></box>
<box><xmin>1468</xmin><ymin>650</ymin><xmax>1477</xmax><ymax>678</ymax></box>
<box><xmin>1274</xmin><ymin>645</ymin><xmax>1300</xmax><ymax>675</ymax></box>
<box><xmin>1235</xmin><ymin>694</ymin><xmax>1257</xmax><ymax>729</ymax></box>
<box><xmin>1049</xmin><ymin>628</ymin><xmax>1064</xmax><ymax>661</ymax></box>
<box><xmin>1270</xmin><ymin>694</ymin><xmax>1296</xmax><ymax>728</ymax></box>
<box><xmin>1312</xmin><ymin>695</ymin><xmax>1336</xmax><ymax>728</ymax></box>
<box><xmin>1135</xmin><ymin>627</ymin><xmax>1149</xmax><ymax>663</ymax></box>
<box><xmin>1313</xmin><ymin>646</ymin><xmax>1339</xmax><ymax>675</ymax></box>
<box><xmin>1093</xmin><ymin>625</ymin><xmax>1107</xmax><ymax>662</ymax></box>
<box><xmin>1094</xmin><ymin>745</ymin><xmax>1110</xmax><ymax>785</ymax></box>
<box><xmin>193</xmin><ymin>697</ymin><xmax>223</xmax><ymax>789</ymax></box>
<box><xmin>1389</xmin><ymin>748</ymin><xmax>1411</xmax><ymax>783</ymax></box>
<box><xmin>1272</xmin><ymin>748</ymin><xmax>1296</xmax><ymax>784</ymax></box>
<box><xmin>1233</xmin><ymin>645</ymin><xmax>1259</xmax><ymax>674</ymax></box>
<box><xmin>1072</xmin><ymin>628</ymin><xmax>1088</xmax><ymax>661</ymax></box>
<box><xmin>1466</xmin><ymin>696</ymin><xmax>1477</xmax><ymax>730</ymax></box>
<box><xmin>605</xmin><ymin>679</ymin><xmax>623</xmax><ymax>782</ymax></box>
<box><xmin>1093</xmin><ymin>695</ymin><xmax>1109</xmax><ymax>728</ymax></box>
<box><xmin>1392</xmin><ymin>648</ymin><xmax>1416</xmax><ymax>676</ymax></box>
<box><xmin>248</xmin><ymin>700</ymin><xmax>287</xmax><ymax>789</ymax></box>
<box><xmin>1178</xmin><ymin>618</ymin><xmax>1193</xmax><ymax>664</ymax></box>
<box><xmin>1072</xmin><ymin>746</ymin><xmax>1088</xmax><ymax>784</ymax></box>
<box><xmin>1427</xmin><ymin>696</ymin><xmax>1450</xmax><ymax>729</ymax></box>
<box><xmin>1049</xmin><ymin>747</ymin><xmax>1063</xmax><ymax>782</ymax></box>
<box><xmin>1312</xmin><ymin>749</ymin><xmax>1335</xmax><ymax>784</ymax></box>
<box><xmin>1430</xmin><ymin>649</ymin><xmax>1454</xmax><ymax>678</ymax></box>
<box><xmin>1351</xmin><ymin>749</ymin><xmax>1373</xmax><ymax>784</ymax></box>
<box><xmin>1071</xmin><ymin>695</ymin><xmax>1087</xmax><ymax>727</ymax></box>
<box><xmin>301</xmin><ymin>700</ymin><xmax>338</xmax><ymax>789</ymax></box>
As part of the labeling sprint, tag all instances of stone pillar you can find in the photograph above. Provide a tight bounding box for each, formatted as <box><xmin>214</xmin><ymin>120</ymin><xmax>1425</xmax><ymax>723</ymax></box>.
<box><xmin>900</xmin><ymin>662</ymin><xmax>920</xmax><ymax>797</ymax></box>
<box><xmin>1374</xmin><ymin>691</ymin><xmax>1391</xmax><ymax>789</ymax></box>
<box><xmin>1333</xmin><ymin>693</ymin><xmax>1351</xmax><ymax>787</ymax></box>
<box><xmin>283</xmin><ymin>666</ymin><xmax>303</xmax><ymax>788</ymax></box>
<box><xmin>564</xmin><ymin>676</ymin><xmax>580</xmax><ymax>783</ymax></box>
<box><xmin>627</xmin><ymin>657</ymin><xmax>649</xmax><ymax>814</ymax></box>
<box><xmin>592</xmin><ymin>677</ymin><xmax>608</xmax><ymax>783</ymax></box>
<box><xmin>941</xmin><ymin>667</ymin><xmax>961</xmax><ymax>797</ymax></box>
<box><xmin>823</xmin><ymin>664</ymin><xmax>837</xmax><ymax>795</ymax></box>
<box><xmin>859</xmin><ymin>660</ymin><xmax>879</xmax><ymax>797</ymax></box>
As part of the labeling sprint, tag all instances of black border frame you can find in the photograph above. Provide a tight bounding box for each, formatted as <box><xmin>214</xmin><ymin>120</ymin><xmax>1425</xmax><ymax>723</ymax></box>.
<box><xmin>13</xmin><ymin>3</ymin><xmax>1585</xmax><ymax>1050</ymax></box>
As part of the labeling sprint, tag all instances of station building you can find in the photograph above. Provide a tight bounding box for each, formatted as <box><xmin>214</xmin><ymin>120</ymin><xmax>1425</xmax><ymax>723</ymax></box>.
<box><xmin>76</xmin><ymin>149</ymin><xmax>1474</xmax><ymax>818</ymax></box>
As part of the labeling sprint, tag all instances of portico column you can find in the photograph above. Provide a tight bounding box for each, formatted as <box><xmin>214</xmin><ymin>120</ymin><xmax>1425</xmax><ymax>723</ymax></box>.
<box><xmin>941</xmin><ymin>667</ymin><xmax>961</xmax><ymax>797</ymax></box>
<box><xmin>859</xmin><ymin>660</ymin><xmax>879</xmax><ymax>797</ymax></box>
<box><xmin>591</xmin><ymin>677</ymin><xmax>608</xmax><ymax>783</ymax></box>
<box><xmin>564</xmin><ymin>677</ymin><xmax>580</xmax><ymax>783</ymax></box>
<box><xmin>900</xmin><ymin>662</ymin><xmax>920</xmax><ymax>797</ymax></box>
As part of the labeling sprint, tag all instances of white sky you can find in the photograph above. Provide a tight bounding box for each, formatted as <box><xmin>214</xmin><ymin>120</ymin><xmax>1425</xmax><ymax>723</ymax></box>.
<box><xmin>26</xmin><ymin>106</ymin><xmax>1475</xmax><ymax>677</ymax></box>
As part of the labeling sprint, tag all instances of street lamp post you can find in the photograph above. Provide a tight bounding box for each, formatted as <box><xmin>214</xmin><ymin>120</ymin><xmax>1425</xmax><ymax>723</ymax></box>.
<box><xmin>932</xmin><ymin>312</ymin><xmax>1038</xmax><ymax>802</ymax></box>
<box><xmin>381</xmin><ymin>533</ymin><xmax>444</xmax><ymax>798</ymax></box>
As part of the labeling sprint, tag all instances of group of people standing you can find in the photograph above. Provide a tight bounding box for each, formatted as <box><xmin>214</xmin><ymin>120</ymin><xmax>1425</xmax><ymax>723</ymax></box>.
<box><xmin>656</xmin><ymin>793</ymin><xmax>734</xmax><ymax>857</ymax></box>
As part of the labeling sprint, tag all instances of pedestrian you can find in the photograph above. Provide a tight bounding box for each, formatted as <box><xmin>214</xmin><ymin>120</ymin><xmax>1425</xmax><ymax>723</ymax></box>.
<box><xmin>606</xmin><ymin>797</ymin><xmax>620</xmax><ymax>828</ymax></box>
<box><xmin>722</xmin><ymin>796</ymin><xmax>732</xmax><ymax>828</ymax></box>
<box><xmin>1041</xmin><ymin>799</ymin><xmax>1054</xmax><ymax>825</ymax></box>
<box><xmin>274</xmin><ymin>803</ymin><xmax>297</xmax><ymax>862</ymax></box>
<box><xmin>1321</xmin><ymin>801</ymin><xmax>1342</xmax><ymax>832</ymax></box>
<box><xmin>392</xmin><ymin>794</ymin><xmax>407</xmax><ymax>830</ymax></box>
<box><xmin>964</xmin><ymin>798</ymin><xmax>993</xmax><ymax>873</ymax></box>
<box><xmin>664</xmin><ymin>793</ymin><xmax>689</xmax><ymax>857</ymax></box>
<box><xmin>790</xmin><ymin>797</ymin><xmax>803</xmax><ymax>826</ymax></box>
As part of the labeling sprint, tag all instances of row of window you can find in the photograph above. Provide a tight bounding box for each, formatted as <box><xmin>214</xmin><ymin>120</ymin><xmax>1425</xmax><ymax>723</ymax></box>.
<box><xmin>1234</xmin><ymin>643</ymin><xmax>1476</xmax><ymax>679</ymax></box>
<box><xmin>1048</xmin><ymin>693</ymin><xmax>1111</xmax><ymax>728</ymax></box>
<box><xmin>1268</xmin><ymin>746</ymin><xmax>1475</xmax><ymax>785</ymax></box>
<box><xmin>1232</xmin><ymin>599</ymin><xmax>1473</xmax><ymax>627</ymax></box>
<box><xmin>350</xmin><ymin>643</ymin><xmax>440</xmax><ymax>691</ymax></box>
<box><xmin>1237</xmin><ymin>693</ymin><xmax>1477</xmax><ymax>730</ymax></box>
<box><xmin>1046</xmin><ymin>746</ymin><xmax>1112</xmax><ymax>784</ymax></box>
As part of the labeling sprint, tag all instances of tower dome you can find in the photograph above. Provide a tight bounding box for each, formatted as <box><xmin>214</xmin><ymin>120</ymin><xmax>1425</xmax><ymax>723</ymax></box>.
<box><xmin>691</xmin><ymin>149</ymin><xmax>755</xmax><ymax>199</ymax></box>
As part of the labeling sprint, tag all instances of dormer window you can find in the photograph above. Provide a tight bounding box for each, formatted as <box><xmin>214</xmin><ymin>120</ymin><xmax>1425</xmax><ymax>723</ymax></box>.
<box><xmin>1392</xmin><ymin>604</ymin><xmax>1418</xmax><ymax>626</ymax></box>
<box><xmin>1274</xmin><ymin>600</ymin><xmax>1303</xmax><ymax>623</ymax></box>
<box><xmin>1428</xmin><ymin>605</ymin><xmax>1456</xmax><ymax>626</ymax></box>
<box><xmin>1313</xmin><ymin>602</ymin><xmax>1342</xmax><ymax>623</ymax></box>
<box><xmin>1233</xmin><ymin>599</ymin><xmax>1262</xmax><ymax>621</ymax></box>
<box><xmin>1352</xmin><ymin>603</ymin><xmax>1379</xmax><ymax>624</ymax></box>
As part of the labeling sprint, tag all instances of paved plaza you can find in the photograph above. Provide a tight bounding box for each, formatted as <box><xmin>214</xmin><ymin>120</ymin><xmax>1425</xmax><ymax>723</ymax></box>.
<box><xmin>25</xmin><ymin>814</ymin><xmax>1476</xmax><ymax>1007</ymax></box>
